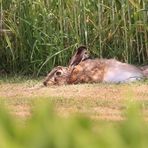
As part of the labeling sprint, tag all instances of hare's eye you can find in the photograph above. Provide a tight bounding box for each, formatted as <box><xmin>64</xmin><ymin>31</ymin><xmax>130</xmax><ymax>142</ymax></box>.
<box><xmin>84</xmin><ymin>51</ymin><xmax>88</xmax><ymax>55</ymax></box>
<box><xmin>56</xmin><ymin>71</ymin><xmax>62</xmax><ymax>76</ymax></box>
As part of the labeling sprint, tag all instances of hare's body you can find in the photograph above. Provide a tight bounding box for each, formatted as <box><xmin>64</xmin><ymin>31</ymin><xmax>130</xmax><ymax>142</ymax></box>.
<box><xmin>43</xmin><ymin>59</ymin><xmax>144</xmax><ymax>86</ymax></box>
<box><xmin>102</xmin><ymin>59</ymin><xmax>143</xmax><ymax>82</ymax></box>
<box><xmin>68</xmin><ymin>59</ymin><xmax>143</xmax><ymax>84</ymax></box>
<box><xmin>140</xmin><ymin>65</ymin><xmax>148</xmax><ymax>76</ymax></box>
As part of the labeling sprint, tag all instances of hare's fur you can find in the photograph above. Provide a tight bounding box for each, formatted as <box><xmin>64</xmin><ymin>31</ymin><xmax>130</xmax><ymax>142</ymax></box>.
<box><xmin>69</xmin><ymin>46</ymin><xmax>90</xmax><ymax>66</ymax></box>
<box><xmin>69</xmin><ymin>59</ymin><xmax>143</xmax><ymax>84</ymax></box>
<box><xmin>43</xmin><ymin>66</ymin><xmax>69</xmax><ymax>86</ymax></box>
<box><xmin>43</xmin><ymin>59</ymin><xmax>144</xmax><ymax>86</ymax></box>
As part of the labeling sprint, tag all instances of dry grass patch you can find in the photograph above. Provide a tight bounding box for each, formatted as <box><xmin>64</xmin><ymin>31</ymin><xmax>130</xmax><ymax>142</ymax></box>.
<box><xmin>0</xmin><ymin>78</ymin><xmax>148</xmax><ymax>121</ymax></box>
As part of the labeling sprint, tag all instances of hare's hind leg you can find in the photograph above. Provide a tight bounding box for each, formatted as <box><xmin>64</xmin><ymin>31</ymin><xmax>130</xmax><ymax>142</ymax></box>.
<box><xmin>103</xmin><ymin>67</ymin><xmax>143</xmax><ymax>83</ymax></box>
<box><xmin>122</xmin><ymin>77</ymin><xmax>143</xmax><ymax>83</ymax></box>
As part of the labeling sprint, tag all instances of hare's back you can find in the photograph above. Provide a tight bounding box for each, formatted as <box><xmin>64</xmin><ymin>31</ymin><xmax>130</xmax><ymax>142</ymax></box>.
<box><xmin>70</xmin><ymin>59</ymin><xmax>105</xmax><ymax>83</ymax></box>
<box><xmin>103</xmin><ymin>59</ymin><xmax>143</xmax><ymax>83</ymax></box>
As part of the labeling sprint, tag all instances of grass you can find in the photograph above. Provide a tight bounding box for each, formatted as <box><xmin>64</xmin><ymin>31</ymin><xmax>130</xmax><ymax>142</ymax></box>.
<box><xmin>0</xmin><ymin>77</ymin><xmax>148</xmax><ymax>121</ymax></box>
<box><xmin>0</xmin><ymin>79</ymin><xmax>148</xmax><ymax>148</ymax></box>
<box><xmin>0</xmin><ymin>77</ymin><xmax>148</xmax><ymax>147</ymax></box>
<box><xmin>1</xmin><ymin>0</ymin><xmax>148</xmax><ymax>75</ymax></box>
<box><xmin>0</xmin><ymin>100</ymin><xmax>148</xmax><ymax>148</ymax></box>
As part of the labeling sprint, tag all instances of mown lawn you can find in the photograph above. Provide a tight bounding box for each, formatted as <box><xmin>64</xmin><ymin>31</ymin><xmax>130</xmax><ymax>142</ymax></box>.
<box><xmin>0</xmin><ymin>76</ymin><xmax>148</xmax><ymax>121</ymax></box>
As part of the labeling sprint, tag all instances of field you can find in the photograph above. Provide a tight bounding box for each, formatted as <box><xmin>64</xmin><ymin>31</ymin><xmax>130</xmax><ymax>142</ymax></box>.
<box><xmin>0</xmin><ymin>77</ymin><xmax>148</xmax><ymax>121</ymax></box>
<box><xmin>0</xmin><ymin>78</ymin><xmax>148</xmax><ymax>148</ymax></box>
<box><xmin>1</xmin><ymin>0</ymin><xmax>148</xmax><ymax>147</ymax></box>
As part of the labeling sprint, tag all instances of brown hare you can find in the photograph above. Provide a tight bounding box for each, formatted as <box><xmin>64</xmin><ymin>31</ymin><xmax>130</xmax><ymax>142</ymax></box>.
<box><xmin>43</xmin><ymin>59</ymin><xmax>144</xmax><ymax>86</ymax></box>
<box><xmin>43</xmin><ymin>46</ymin><xmax>147</xmax><ymax>86</ymax></box>
<box><xmin>43</xmin><ymin>46</ymin><xmax>148</xmax><ymax>86</ymax></box>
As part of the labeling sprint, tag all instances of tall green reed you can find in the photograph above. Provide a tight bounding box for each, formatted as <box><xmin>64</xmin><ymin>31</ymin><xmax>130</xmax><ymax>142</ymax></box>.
<box><xmin>0</xmin><ymin>0</ymin><xmax>148</xmax><ymax>75</ymax></box>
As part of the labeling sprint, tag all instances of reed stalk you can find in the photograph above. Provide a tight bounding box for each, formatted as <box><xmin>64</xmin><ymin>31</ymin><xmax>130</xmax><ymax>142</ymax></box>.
<box><xmin>0</xmin><ymin>0</ymin><xmax>147</xmax><ymax>75</ymax></box>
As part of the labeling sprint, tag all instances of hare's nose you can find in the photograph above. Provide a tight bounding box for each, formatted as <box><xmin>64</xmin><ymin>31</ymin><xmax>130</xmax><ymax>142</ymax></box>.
<box><xmin>43</xmin><ymin>81</ymin><xmax>47</xmax><ymax>86</ymax></box>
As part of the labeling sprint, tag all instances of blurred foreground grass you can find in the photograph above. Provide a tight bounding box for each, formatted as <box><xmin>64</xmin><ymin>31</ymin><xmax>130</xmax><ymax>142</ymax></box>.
<box><xmin>0</xmin><ymin>101</ymin><xmax>148</xmax><ymax>148</ymax></box>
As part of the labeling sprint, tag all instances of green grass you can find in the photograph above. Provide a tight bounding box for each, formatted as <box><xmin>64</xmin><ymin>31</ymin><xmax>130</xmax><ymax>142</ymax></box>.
<box><xmin>0</xmin><ymin>77</ymin><xmax>148</xmax><ymax>147</ymax></box>
<box><xmin>0</xmin><ymin>0</ymin><xmax>148</xmax><ymax>75</ymax></box>
<box><xmin>0</xmin><ymin>75</ymin><xmax>42</xmax><ymax>84</ymax></box>
<box><xmin>0</xmin><ymin>99</ymin><xmax>148</xmax><ymax>148</ymax></box>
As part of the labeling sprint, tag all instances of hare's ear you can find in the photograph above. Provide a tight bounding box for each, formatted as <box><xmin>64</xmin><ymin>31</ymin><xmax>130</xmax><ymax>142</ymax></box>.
<box><xmin>69</xmin><ymin>46</ymin><xmax>89</xmax><ymax>67</ymax></box>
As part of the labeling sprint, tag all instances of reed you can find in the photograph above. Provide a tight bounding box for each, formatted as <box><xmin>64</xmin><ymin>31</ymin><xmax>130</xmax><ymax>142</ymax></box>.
<box><xmin>0</xmin><ymin>0</ymin><xmax>148</xmax><ymax>75</ymax></box>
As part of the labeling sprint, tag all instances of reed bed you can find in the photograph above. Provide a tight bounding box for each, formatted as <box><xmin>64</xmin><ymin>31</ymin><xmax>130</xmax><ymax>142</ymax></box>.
<box><xmin>0</xmin><ymin>0</ymin><xmax>148</xmax><ymax>75</ymax></box>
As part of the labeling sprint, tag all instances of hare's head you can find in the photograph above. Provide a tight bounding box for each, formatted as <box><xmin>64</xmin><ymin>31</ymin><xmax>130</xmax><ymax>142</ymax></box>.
<box><xmin>43</xmin><ymin>66</ymin><xmax>70</xmax><ymax>86</ymax></box>
<box><xmin>69</xmin><ymin>46</ymin><xmax>90</xmax><ymax>66</ymax></box>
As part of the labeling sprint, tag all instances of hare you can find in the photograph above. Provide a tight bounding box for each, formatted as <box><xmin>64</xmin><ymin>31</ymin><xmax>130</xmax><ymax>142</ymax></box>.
<box><xmin>43</xmin><ymin>59</ymin><xmax>144</xmax><ymax>86</ymax></box>
<box><xmin>43</xmin><ymin>46</ymin><xmax>146</xmax><ymax>86</ymax></box>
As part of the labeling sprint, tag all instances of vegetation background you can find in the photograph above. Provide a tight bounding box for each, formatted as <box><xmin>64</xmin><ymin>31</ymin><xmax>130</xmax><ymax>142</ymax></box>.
<box><xmin>0</xmin><ymin>0</ymin><xmax>148</xmax><ymax>76</ymax></box>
